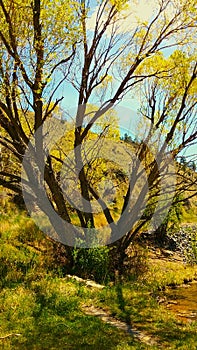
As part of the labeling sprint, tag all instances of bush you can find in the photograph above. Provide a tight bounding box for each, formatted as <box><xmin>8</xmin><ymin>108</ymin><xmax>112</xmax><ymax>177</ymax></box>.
<box><xmin>72</xmin><ymin>245</ymin><xmax>110</xmax><ymax>283</ymax></box>
<box><xmin>72</xmin><ymin>227</ymin><xmax>110</xmax><ymax>283</ymax></box>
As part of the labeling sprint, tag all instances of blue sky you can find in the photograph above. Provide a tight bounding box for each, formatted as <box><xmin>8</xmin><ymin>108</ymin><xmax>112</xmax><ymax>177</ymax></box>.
<box><xmin>53</xmin><ymin>1</ymin><xmax>196</xmax><ymax>162</ymax></box>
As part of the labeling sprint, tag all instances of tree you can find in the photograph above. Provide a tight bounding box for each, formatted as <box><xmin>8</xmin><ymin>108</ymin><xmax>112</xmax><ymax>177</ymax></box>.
<box><xmin>0</xmin><ymin>0</ymin><xmax>197</xmax><ymax>273</ymax></box>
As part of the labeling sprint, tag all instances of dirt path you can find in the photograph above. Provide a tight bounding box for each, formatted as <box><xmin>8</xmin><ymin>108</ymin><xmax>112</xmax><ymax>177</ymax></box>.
<box><xmin>81</xmin><ymin>304</ymin><xmax>158</xmax><ymax>346</ymax></box>
<box><xmin>66</xmin><ymin>275</ymin><xmax>159</xmax><ymax>345</ymax></box>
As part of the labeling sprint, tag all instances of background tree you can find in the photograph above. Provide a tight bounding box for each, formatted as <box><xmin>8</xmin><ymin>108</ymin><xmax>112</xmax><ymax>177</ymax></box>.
<box><xmin>0</xmin><ymin>0</ymin><xmax>197</xmax><ymax>272</ymax></box>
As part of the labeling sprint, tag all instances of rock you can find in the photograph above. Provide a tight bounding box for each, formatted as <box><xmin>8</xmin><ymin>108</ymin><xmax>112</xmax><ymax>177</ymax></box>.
<box><xmin>66</xmin><ymin>274</ymin><xmax>105</xmax><ymax>289</ymax></box>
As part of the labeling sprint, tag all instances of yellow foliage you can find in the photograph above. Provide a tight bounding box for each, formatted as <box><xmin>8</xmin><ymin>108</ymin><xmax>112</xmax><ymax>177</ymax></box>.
<box><xmin>108</xmin><ymin>0</ymin><xmax>129</xmax><ymax>12</ymax></box>
<box><xmin>0</xmin><ymin>0</ymin><xmax>81</xmax><ymax>76</ymax></box>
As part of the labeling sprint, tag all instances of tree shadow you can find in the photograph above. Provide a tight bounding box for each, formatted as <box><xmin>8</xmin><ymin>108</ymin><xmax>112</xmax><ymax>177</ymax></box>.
<box><xmin>115</xmin><ymin>282</ymin><xmax>132</xmax><ymax>326</ymax></box>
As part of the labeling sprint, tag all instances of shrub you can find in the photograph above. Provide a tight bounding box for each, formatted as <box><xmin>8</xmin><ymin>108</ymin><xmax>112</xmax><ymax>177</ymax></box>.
<box><xmin>72</xmin><ymin>226</ymin><xmax>110</xmax><ymax>283</ymax></box>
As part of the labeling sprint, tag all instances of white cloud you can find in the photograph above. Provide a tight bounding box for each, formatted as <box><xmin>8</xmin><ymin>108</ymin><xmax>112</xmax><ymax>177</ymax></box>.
<box><xmin>128</xmin><ymin>0</ymin><xmax>159</xmax><ymax>22</ymax></box>
<box><xmin>87</xmin><ymin>0</ymin><xmax>160</xmax><ymax>35</ymax></box>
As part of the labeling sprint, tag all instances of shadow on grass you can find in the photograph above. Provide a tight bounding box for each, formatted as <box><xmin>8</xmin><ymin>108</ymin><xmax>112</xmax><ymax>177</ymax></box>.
<box><xmin>115</xmin><ymin>283</ymin><xmax>132</xmax><ymax>325</ymax></box>
<box><xmin>101</xmin><ymin>282</ymin><xmax>197</xmax><ymax>349</ymax></box>
<box><xmin>2</xmin><ymin>313</ymin><xmax>140</xmax><ymax>350</ymax></box>
<box><xmin>0</xmin><ymin>283</ymin><xmax>141</xmax><ymax>350</ymax></box>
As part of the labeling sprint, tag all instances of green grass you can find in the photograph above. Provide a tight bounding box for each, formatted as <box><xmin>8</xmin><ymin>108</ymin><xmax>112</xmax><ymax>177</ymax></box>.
<box><xmin>0</xmin><ymin>203</ymin><xmax>197</xmax><ymax>349</ymax></box>
<box><xmin>143</xmin><ymin>258</ymin><xmax>197</xmax><ymax>290</ymax></box>
<box><xmin>92</xmin><ymin>282</ymin><xmax>197</xmax><ymax>349</ymax></box>
<box><xmin>0</xmin><ymin>276</ymin><xmax>156</xmax><ymax>350</ymax></box>
<box><xmin>0</xmin><ymin>280</ymin><xmax>139</xmax><ymax>349</ymax></box>
<box><xmin>0</xmin><ymin>205</ymin><xmax>146</xmax><ymax>349</ymax></box>
<box><xmin>1</xmin><ymin>276</ymin><xmax>196</xmax><ymax>349</ymax></box>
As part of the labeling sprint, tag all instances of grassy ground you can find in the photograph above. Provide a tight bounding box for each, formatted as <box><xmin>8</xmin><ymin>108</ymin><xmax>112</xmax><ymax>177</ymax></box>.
<box><xmin>0</xmin><ymin>204</ymin><xmax>197</xmax><ymax>349</ymax></box>
<box><xmin>1</xmin><ymin>275</ymin><xmax>197</xmax><ymax>349</ymax></box>
<box><xmin>0</xmin><ymin>278</ymin><xmax>143</xmax><ymax>350</ymax></box>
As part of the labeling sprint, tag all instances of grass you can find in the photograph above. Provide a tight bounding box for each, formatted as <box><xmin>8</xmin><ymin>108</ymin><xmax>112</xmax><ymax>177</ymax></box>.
<box><xmin>0</xmin><ymin>277</ymin><xmax>152</xmax><ymax>350</ymax></box>
<box><xmin>92</xmin><ymin>281</ymin><xmax>197</xmax><ymax>349</ymax></box>
<box><xmin>143</xmin><ymin>258</ymin><xmax>197</xmax><ymax>290</ymax></box>
<box><xmin>1</xmin><ymin>276</ymin><xmax>196</xmax><ymax>349</ymax></box>
<box><xmin>0</xmin><ymin>203</ymin><xmax>197</xmax><ymax>349</ymax></box>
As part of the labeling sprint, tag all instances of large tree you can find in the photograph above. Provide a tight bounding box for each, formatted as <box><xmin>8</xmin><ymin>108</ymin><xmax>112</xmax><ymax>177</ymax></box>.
<box><xmin>0</xmin><ymin>0</ymin><xmax>196</xmax><ymax>271</ymax></box>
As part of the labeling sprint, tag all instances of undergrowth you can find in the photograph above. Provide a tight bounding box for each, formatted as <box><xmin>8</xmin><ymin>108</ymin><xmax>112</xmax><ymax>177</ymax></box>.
<box><xmin>0</xmin><ymin>202</ymin><xmax>197</xmax><ymax>349</ymax></box>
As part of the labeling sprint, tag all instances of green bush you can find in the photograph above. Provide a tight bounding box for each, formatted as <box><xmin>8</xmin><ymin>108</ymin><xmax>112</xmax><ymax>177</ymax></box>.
<box><xmin>72</xmin><ymin>245</ymin><xmax>110</xmax><ymax>283</ymax></box>
<box><xmin>72</xmin><ymin>227</ymin><xmax>110</xmax><ymax>283</ymax></box>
